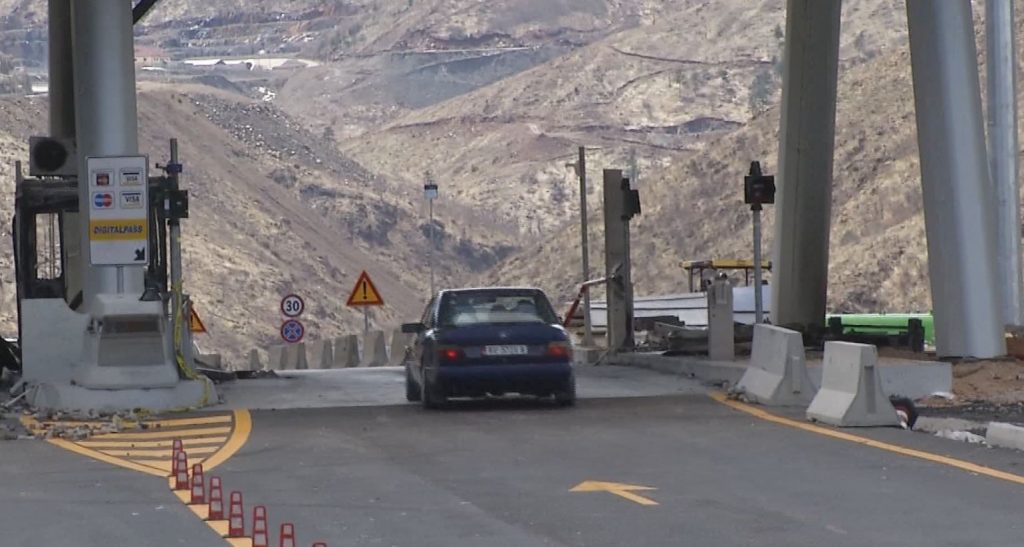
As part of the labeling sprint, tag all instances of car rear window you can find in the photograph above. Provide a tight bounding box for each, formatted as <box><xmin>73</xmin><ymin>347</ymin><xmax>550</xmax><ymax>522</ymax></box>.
<box><xmin>438</xmin><ymin>290</ymin><xmax>558</xmax><ymax>327</ymax></box>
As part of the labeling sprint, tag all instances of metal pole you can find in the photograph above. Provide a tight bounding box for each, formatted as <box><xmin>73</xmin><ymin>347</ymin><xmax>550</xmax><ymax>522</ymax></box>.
<box><xmin>986</xmin><ymin>0</ymin><xmax>1023</xmax><ymax>327</ymax></box>
<box><xmin>363</xmin><ymin>307</ymin><xmax>369</xmax><ymax>334</ymax></box>
<box><xmin>428</xmin><ymin>196</ymin><xmax>435</xmax><ymax>295</ymax></box>
<box><xmin>169</xmin><ymin>139</ymin><xmax>183</xmax><ymax>343</ymax></box>
<box><xmin>72</xmin><ymin>0</ymin><xmax>144</xmax><ymax>301</ymax></box>
<box><xmin>753</xmin><ymin>206</ymin><xmax>764</xmax><ymax>324</ymax></box>
<box><xmin>578</xmin><ymin>146</ymin><xmax>593</xmax><ymax>347</ymax></box>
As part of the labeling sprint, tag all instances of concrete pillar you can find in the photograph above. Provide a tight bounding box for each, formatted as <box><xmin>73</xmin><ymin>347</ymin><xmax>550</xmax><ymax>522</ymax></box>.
<box><xmin>771</xmin><ymin>0</ymin><xmax>842</xmax><ymax>331</ymax></box>
<box><xmin>907</xmin><ymin>0</ymin><xmax>1006</xmax><ymax>358</ymax></box>
<box><xmin>48</xmin><ymin>0</ymin><xmax>83</xmax><ymax>305</ymax></box>
<box><xmin>708</xmin><ymin>277</ymin><xmax>735</xmax><ymax>360</ymax></box>
<box><xmin>986</xmin><ymin>0</ymin><xmax>1023</xmax><ymax>327</ymax></box>
<box><xmin>603</xmin><ymin>169</ymin><xmax>633</xmax><ymax>353</ymax></box>
<box><xmin>71</xmin><ymin>0</ymin><xmax>144</xmax><ymax>301</ymax></box>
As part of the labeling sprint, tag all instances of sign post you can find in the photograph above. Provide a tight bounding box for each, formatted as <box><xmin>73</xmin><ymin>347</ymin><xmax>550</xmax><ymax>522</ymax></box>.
<box><xmin>279</xmin><ymin>294</ymin><xmax>305</xmax><ymax>344</ymax></box>
<box><xmin>347</xmin><ymin>271</ymin><xmax>385</xmax><ymax>334</ymax></box>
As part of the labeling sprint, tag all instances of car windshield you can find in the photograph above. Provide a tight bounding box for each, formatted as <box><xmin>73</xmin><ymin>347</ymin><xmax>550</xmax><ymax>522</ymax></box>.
<box><xmin>438</xmin><ymin>290</ymin><xmax>558</xmax><ymax>327</ymax></box>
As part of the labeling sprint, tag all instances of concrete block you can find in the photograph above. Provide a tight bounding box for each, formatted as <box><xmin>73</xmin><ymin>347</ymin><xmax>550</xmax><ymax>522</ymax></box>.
<box><xmin>806</xmin><ymin>342</ymin><xmax>900</xmax><ymax>427</ymax></box>
<box><xmin>267</xmin><ymin>345</ymin><xmax>287</xmax><ymax>370</ymax></box>
<box><xmin>362</xmin><ymin>331</ymin><xmax>387</xmax><ymax>367</ymax></box>
<box><xmin>986</xmin><ymin>422</ymin><xmax>1024</xmax><ymax>451</ymax></box>
<box><xmin>247</xmin><ymin>349</ymin><xmax>263</xmax><ymax>372</ymax></box>
<box><xmin>736</xmin><ymin>324</ymin><xmax>816</xmax><ymax>406</ymax></box>
<box><xmin>315</xmin><ymin>339</ymin><xmax>334</xmax><ymax>370</ymax></box>
<box><xmin>389</xmin><ymin>330</ymin><xmax>413</xmax><ymax>367</ymax></box>
<box><xmin>334</xmin><ymin>335</ymin><xmax>360</xmax><ymax>368</ymax></box>
<box><xmin>293</xmin><ymin>343</ymin><xmax>309</xmax><ymax>370</ymax></box>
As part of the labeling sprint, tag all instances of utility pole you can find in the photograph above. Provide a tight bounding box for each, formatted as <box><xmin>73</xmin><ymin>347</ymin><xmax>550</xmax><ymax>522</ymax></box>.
<box><xmin>424</xmin><ymin>173</ymin><xmax>439</xmax><ymax>296</ymax></box>
<box><xmin>577</xmin><ymin>147</ymin><xmax>593</xmax><ymax>347</ymax></box>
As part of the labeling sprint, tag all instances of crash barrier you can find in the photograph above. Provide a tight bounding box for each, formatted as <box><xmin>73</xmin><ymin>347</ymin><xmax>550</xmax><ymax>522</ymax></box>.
<box><xmin>735</xmin><ymin>324</ymin><xmax>816</xmax><ymax>406</ymax></box>
<box><xmin>170</xmin><ymin>441</ymin><xmax>328</xmax><ymax>546</ymax></box>
<box><xmin>334</xmin><ymin>335</ymin><xmax>360</xmax><ymax>368</ymax></box>
<box><xmin>826</xmin><ymin>316</ymin><xmax>926</xmax><ymax>353</ymax></box>
<box><xmin>251</xmin><ymin>329</ymin><xmax>409</xmax><ymax>371</ymax></box>
<box><xmin>806</xmin><ymin>341</ymin><xmax>900</xmax><ymax>427</ymax></box>
<box><xmin>389</xmin><ymin>331</ymin><xmax>413</xmax><ymax>366</ymax></box>
<box><xmin>361</xmin><ymin>330</ymin><xmax>388</xmax><ymax>367</ymax></box>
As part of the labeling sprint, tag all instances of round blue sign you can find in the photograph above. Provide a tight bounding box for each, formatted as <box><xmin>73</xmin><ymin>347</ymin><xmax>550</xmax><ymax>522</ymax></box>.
<box><xmin>280</xmin><ymin>319</ymin><xmax>305</xmax><ymax>344</ymax></box>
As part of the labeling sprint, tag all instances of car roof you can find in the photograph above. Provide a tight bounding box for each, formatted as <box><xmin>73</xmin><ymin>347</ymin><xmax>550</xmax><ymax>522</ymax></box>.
<box><xmin>439</xmin><ymin>287</ymin><xmax>545</xmax><ymax>296</ymax></box>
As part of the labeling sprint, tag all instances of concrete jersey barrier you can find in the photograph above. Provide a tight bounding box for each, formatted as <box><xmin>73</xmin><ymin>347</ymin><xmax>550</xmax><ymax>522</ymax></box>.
<box><xmin>735</xmin><ymin>324</ymin><xmax>816</xmax><ymax>406</ymax></box>
<box><xmin>361</xmin><ymin>331</ymin><xmax>387</xmax><ymax>367</ymax></box>
<box><xmin>806</xmin><ymin>341</ymin><xmax>900</xmax><ymax>427</ymax></box>
<box><xmin>389</xmin><ymin>330</ymin><xmax>413</xmax><ymax>367</ymax></box>
<box><xmin>334</xmin><ymin>335</ymin><xmax>360</xmax><ymax>368</ymax></box>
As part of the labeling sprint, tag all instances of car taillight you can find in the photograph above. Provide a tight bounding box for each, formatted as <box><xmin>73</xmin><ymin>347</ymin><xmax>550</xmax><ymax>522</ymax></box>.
<box><xmin>438</xmin><ymin>347</ymin><xmax>464</xmax><ymax>362</ymax></box>
<box><xmin>545</xmin><ymin>342</ymin><xmax>572</xmax><ymax>360</ymax></box>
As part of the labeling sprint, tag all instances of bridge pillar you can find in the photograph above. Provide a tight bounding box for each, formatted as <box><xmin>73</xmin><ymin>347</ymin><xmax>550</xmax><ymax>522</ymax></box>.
<box><xmin>907</xmin><ymin>0</ymin><xmax>1006</xmax><ymax>358</ymax></box>
<box><xmin>771</xmin><ymin>0</ymin><xmax>842</xmax><ymax>332</ymax></box>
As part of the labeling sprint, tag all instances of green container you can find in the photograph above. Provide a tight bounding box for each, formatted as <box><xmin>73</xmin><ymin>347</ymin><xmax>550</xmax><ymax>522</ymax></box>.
<box><xmin>825</xmin><ymin>313</ymin><xmax>935</xmax><ymax>346</ymax></box>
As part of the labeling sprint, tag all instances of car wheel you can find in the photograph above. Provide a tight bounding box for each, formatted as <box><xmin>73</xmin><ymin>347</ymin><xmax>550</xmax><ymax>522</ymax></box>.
<box><xmin>405</xmin><ymin>366</ymin><xmax>421</xmax><ymax>402</ymax></box>
<box><xmin>421</xmin><ymin>372</ymin><xmax>446</xmax><ymax>410</ymax></box>
<box><xmin>555</xmin><ymin>376</ymin><xmax>577</xmax><ymax>407</ymax></box>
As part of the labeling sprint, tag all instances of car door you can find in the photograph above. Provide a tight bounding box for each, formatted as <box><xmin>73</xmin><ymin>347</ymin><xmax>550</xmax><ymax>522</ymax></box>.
<box><xmin>410</xmin><ymin>296</ymin><xmax>437</xmax><ymax>385</ymax></box>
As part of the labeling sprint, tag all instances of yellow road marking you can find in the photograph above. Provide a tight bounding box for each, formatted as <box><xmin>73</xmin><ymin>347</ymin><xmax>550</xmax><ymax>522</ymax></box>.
<box><xmin>49</xmin><ymin>438</ymin><xmax>168</xmax><ymax>477</ymax></box>
<box><xmin>99</xmin><ymin>446</ymin><xmax>219</xmax><ymax>458</ymax></box>
<box><xmin>570</xmin><ymin>480</ymin><xmax>659</xmax><ymax>506</ymax></box>
<box><xmin>90</xmin><ymin>426</ymin><xmax>232</xmax><ymax>440</ymax></box>
<box><xmin>203</xmin><ymin>410</ymin><xmax>252</xmax><ymax>472</ymax></box>
<box><xmin>78</xmin><ymin>438</ymin><xmax>226</xmax><ymax>449</ymax></box>
<box><xmin>710</xmin><ymin>392</ymin><xmax>1024</xmax><ymax>487</ymax></box>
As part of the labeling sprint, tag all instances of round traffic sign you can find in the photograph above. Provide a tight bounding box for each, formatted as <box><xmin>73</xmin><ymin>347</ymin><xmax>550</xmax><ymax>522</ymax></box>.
<box><xmin>280</xmin><ymin>319</ymin><xmax>305</xmax><ymax>344</ymax></box>
<box><xmin>280</xmin><ymin>294</ymin><xmax>305</xmax><ymax>318</ymax></box>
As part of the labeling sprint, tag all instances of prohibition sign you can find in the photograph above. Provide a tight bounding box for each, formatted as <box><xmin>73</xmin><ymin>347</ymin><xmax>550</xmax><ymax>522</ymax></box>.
<box><xmin>281</xmin><ymin>319</ymin><xmax>305</xmax><ymax>344</ymax></box>
<box><xmin>281</xmin><ymin>294</ymin><xmax>305</xmax><ymax>318</ymax></box>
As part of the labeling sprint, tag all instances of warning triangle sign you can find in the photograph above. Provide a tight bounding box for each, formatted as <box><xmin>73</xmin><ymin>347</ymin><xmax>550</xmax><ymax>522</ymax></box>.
<box><xmin>347</xmin><ymin>271</ymin><xmax>385</xmax><ymax>307</ymax></box>
<box><xmin>189</xmin><ymin>307</ymin><xmax>208</xmax><ymax>333</ymax></box>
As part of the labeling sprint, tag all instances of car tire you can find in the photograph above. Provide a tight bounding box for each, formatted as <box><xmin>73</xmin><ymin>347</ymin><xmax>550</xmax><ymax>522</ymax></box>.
<box><xmin>405</xmin><ymin>366</ymin><xmax>421</xmax><ymax>402</ymax></box>
<box><xmin>421</xmin><ymin>372</ymin><xmax>446</xmax><ymax>410</ymax></box>
<box><xmin>555</xmin><ymin>375</ymin><xmax>577</xmax><ymax>407</ymax></box>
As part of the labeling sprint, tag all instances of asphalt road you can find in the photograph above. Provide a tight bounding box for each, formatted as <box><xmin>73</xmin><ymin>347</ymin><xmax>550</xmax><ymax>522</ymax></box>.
<box><xmin>6</xmin><ymin>365</ymin><xmax>1024</xmax><ymax>546</ymax></box>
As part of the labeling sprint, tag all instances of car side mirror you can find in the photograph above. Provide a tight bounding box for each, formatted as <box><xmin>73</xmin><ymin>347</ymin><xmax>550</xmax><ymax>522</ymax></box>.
<box><xmin>401</xmin><ymin>322</ymin><xmax>425</xmax><ymax>334</ymax></box>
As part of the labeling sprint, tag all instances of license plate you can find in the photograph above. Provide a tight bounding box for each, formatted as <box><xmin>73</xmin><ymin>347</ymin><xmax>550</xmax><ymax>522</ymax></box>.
<box><xmin>483</xmin><ymin>345</ymin><xmax>528</xmax><ymax>356</ymax></box>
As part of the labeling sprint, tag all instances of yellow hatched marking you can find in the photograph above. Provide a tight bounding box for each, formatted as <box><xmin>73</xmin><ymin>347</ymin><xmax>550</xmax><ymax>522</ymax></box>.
<box><xmin>79</xmin><ymin>438</ymin><xmax>226</xmax><ymax>449</ymax></box>
<box><xmin>99</xmin><ymin>445</ymin><xmax>219</xmax><ymax>459</ymax></box>
<box><xmin>90</xmin><ymin>426</ymin><xmax>231</xmax><ymax>440</ymax></box>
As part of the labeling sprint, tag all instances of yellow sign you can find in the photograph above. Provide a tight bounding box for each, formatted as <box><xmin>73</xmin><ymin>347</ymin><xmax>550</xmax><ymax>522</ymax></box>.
<box><xmin>347</xmin><ymin>271</ymin><xmax>384</xmax><ymax>307</ymax></box>
<box><xmin>89</xmin><ymin>219</ymin><xmax>148</xmax><ymax>241</ymax></box>
<box><xmin>190</xmin><ymin>307</ymin><xmax>208</xmax><ymax>333</ymax></box>
<box><xmin>570</xmin><ymin>481</ymin><xmax>659</xmax><ymax>506</ymax></box>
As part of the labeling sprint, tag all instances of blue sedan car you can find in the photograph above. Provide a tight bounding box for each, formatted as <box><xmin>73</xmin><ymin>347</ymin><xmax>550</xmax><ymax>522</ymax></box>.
<box><xmin>402</xmin><ymin>287</ymin><xmax>576</xmax><ymax>409</ymax></box>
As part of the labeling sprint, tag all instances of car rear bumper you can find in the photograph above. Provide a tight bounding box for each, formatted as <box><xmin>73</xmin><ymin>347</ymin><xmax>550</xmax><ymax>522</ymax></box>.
<box><xmin>435</xmin><ymin>363</ymin><xmax>573</xmax><ymax>397</ymax></box>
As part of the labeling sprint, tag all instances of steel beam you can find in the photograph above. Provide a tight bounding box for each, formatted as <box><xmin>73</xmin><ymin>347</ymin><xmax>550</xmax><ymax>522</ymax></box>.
<box><xmin>907</xmin><ymin>0</ymin><xmax>1006</xmax><ymax>357</ymax></box>
<box><xmin>771</xmin><ymin>0</ymin><xmax>842</xmax><ymax>331</ymax></box>
<box><xmin>986</xmin><ymin>0</ymin><xmax>1023</xmax><ymax>327</ymax></box>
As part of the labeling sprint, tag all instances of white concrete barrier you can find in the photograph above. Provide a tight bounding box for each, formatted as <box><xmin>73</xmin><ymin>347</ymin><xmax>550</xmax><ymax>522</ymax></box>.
<box><xmin>361</xmin><ymin>331</ymin><xmax>387</xmax><ymax>367</ymax></box>
<box><xmin>735</xmin><ymin>324</ymin><xmax>816</xmax><ymax>406</ymax></box>
<box><xmin>986</xmin><ymin>422</ymin><xmax>1024</xmax><ymax>451</ymax></box>
<box><xmin>334</xmin><ymin>335</ymin><xmax>360</xmax><ymax>368</ymax></box>
<box><xmin>314</xmin><ymin>339</ymin><xmax>334</xmax><ymax>370</ymax></box>
<box><xmin>806</xmin><ymin>342</ymin><xmax>900</xmax><ymax>427</ymax></box>
<box><xmin>389</xmin><ymin>330</ymin><xmax>413</xmax><ymax>367</ymax></box>
<box><xmin>246</xmin><ymin>349</ymin><xmax>263</xmax><ymax>372</ymax></box>
<box><xmin>268</xmin><ymin>345</ymin><xmax>287</xmax><ymax>370</ymax></box>
<box><xmin>294</xmin><ymin>342</ymin><xmax>309</xmax><ymax>370</ymax></box>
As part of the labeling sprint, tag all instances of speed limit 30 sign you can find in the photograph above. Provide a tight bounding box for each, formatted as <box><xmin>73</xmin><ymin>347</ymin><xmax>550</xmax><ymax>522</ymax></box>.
<box><xmin>281</xmin><ymin>294</ymin><xmax>305</xmax><ymax>318</ymax></box>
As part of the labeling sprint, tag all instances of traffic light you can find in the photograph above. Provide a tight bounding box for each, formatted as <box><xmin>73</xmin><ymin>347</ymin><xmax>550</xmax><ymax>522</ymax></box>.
<box><xmin>744</xmin><ymin>161</ymin><xmax>775</xmax><ymax>207</ymax></box>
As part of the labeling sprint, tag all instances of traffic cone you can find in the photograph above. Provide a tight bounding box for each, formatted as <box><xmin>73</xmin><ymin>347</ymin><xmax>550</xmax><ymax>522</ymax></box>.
<box><xmin>279</xmin><ymin>523</ymin><xmax>296</xmax><ymax>547</ymax></box>
<box><xmin>208</xmin><ymin>477</ymin><xmax>224</xmax><ymax>520</ymax></box>
<box><xmin>173</xmin><ymin>451</ymin><xmax>189</xmax><ymax>490</ymax></box>
<box><xmin>227</xmin><ymin>491</ymin><xmax>244</xmax><ymax>538</ymax></box>
<box><xmin>170</xmin><ymin>439</ymin><xmax>184</xmax><ymax>476</ymax></box>
<box><xmin>190</xmin><ymin>463</ymin><xmax>205</xmax><ymax>504</ymax></box>
<box><xmin>252</xmin><ymin>505</ymin><xmax>269</xmax><ymax>547</ymax></box>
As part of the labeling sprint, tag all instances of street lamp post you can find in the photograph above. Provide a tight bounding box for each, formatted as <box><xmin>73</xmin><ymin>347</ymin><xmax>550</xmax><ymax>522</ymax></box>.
<box><xmin>567</xmin><ymin>147</ymin><xmax>594</xmax><ymax>348</ymax></box>
<box><xmin>424</xmin><ymin>177</ymin><xmax>439</xmax><ymax>296</ymax></box>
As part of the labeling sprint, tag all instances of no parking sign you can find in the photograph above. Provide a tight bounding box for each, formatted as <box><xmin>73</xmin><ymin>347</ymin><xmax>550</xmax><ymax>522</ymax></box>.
<box><xmin>280</xmin><ymin>319</ymin><xmax>305</xmax><ymax>344</ymax></box>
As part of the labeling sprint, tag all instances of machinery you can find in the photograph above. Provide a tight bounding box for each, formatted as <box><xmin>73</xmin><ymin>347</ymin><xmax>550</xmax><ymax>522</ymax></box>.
<box><xmin>7</xmin><ymin>0</ymin><xmax>212</xmax><ymax>411</ymax></box>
